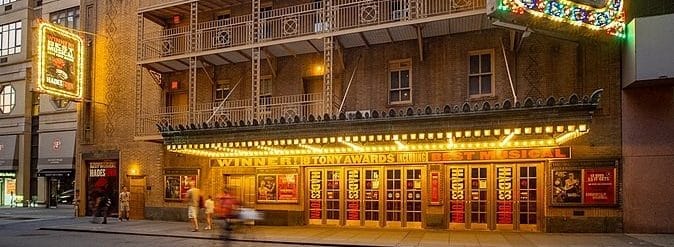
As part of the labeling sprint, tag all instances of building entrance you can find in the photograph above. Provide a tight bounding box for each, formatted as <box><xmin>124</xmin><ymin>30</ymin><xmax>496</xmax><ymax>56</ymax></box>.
<box><xmin>448</xmin><ymin>163</ymin><xmax>541</xmax><ymax>231</ymax></box>
<box><xmin>306</xmin><ymin>166</ymin><xmax>424</xmax><ymax>228</ymax></box>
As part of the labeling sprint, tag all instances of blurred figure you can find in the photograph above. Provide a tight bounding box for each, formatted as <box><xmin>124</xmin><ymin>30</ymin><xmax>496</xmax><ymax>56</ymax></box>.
<box><xmin>215</xmin><ymin>188</ymin><xmax>240</xmax><ymax>240</ymax></box>
<box><xmin>91</xmin><ymin>192</ymin><xmax>110</xmax><ymax>224</ymax></box>
<box><xmin>204</xmin><ymin>195</ymin><xmax>214</xmax><ymax>230</ymax></box>
<box><xmin>185</xmin><ymin>181</ymin><xmax>201</xmax><ymax>232</ymax></box>
<box><xmin>118</xmin><ymin>186</ymin><xmax>130</xmax><ymax>221</ymax></box>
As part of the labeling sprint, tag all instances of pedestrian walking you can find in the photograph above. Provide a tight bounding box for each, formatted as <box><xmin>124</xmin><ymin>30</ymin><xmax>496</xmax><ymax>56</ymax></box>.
<box><xmin>215</xmin><ymin>188</ymin><xmax>240</xmax><ymax>241</ymax></box>
<box><xmin>118</xmin><ymin>186</ymin><xmax>130</xmax><ymax>221</ymax></box>
<box><xmin>91</xmin><ymin>193</ymin><xmax>111</xmax><ymax>224</ymax></box>
<box><xmin>204</xmin><ymin>195</ymin><xmax>214</xmax><ymax>230</ymax></box>
<box><xmin>185</xmin><ymin>181</ymin><xmax>201</xmax><ymax>232</ymax></box>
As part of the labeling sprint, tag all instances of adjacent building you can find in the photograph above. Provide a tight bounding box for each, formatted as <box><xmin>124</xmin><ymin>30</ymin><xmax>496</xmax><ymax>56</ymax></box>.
<box><xmin>0</xmin><ymin>0</ymin><xmax>80</xmax><ymax>207</ymax></box>
<box><xmin>77</xmin><ymin>0</ymin><xmax>672</xmax><ymax>233</ymax></box>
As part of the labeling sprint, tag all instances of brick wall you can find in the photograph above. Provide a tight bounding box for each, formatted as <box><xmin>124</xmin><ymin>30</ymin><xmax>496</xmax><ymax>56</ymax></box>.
<box><xmin>86</xmin><ymin>0</ymin><xmax>623</xmax><ymax>228</ymax></box>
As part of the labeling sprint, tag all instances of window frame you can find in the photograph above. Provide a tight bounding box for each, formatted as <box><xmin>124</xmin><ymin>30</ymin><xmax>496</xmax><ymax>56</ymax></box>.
<box><xmin>259</xmin><ymin>75</ymin><xmax>272</xmax><ymax>111</ymax></box>
<box><xmin>467</xmin><ymin>49</ymin><xmax>495</xmax><ymax>98</ymax></box>
<box><xmin>1</xmin><ymin>0</ymin><xmax>17</xmax><ymax>6</ymax></box>
<box><xmin>50</xmin><ymin>7</ymin><xmax>80</xmax><ymax>29</ymax></box>
<box><xmin>388</xmin><ymin>58</ymin><xmax>413</xmax><ymax>105</ymax></box>
<box><xmin>214</xmin><ymin>79</ymin><xmax>231</xmax><ymax>102</ymax></box>
<box><xmin>0</xmin><ymin>84</ymin><xmax>16</xmax><ymax>114</ymax></box>
<box><xmin>0</xmin><ymin>21</ymin><xmax>22</xmax><ymax>56</ymax></box>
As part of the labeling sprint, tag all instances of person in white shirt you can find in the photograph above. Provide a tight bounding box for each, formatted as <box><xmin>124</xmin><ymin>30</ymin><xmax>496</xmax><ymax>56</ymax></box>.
<box><xmin>119</xmin><ymin>186</ymin><xmax>130</xmax><ymax>221</ymax></box>
<box><xmin>204</xmin><ymin>195</ymin><xmax>215</xmax><ymax>230</ymax></box>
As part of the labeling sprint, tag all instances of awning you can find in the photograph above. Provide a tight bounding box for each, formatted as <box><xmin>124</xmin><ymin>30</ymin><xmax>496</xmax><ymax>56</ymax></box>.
<box><xmin>0</xmin><ymin>135</ymin><xmax>19</xmax><ymax>170</ymax></box>
<box><xmin>37</xmin><ymin>169</ymin><xmax>74</xmax><ymax>177</ymax></box>
<box><xmin>38</xmin><ymin>131</ymin><xmax>76</xmax><ymax>170</ymax></box>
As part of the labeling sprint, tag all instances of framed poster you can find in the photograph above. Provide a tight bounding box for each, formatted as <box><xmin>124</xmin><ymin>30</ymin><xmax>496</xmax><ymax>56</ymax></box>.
<box><xmin>277</xmin><ymin>174</ymin><xmax>298</xmax><ymax>201</ymax></box>
<box><xmin>552</xmin><ymin>169</ymin><xmax>582</xmax><ymax>204</ymax></box>
<box><xmin>257</xmin><ymin>172</ymin><xmax>299</xmax><ymax>203</ymax></box>
<box><xmin>86</xmin><ymin>160</ymin><xmax>119</xmax><ymax>216</ymax></box>
<box><xmin>164</xmin><ymin>175</ymin><xmax>181</xmax><ymax>200</ymax></box>
<box><xmin>164</xmin><ymin>169</ymin><xmax>199</xmax><ymax>201</ymax></box>
<box><xmin>583</xmin><ymin>168</ymin><xmax>616</xmax><ymax>205</ymax></box>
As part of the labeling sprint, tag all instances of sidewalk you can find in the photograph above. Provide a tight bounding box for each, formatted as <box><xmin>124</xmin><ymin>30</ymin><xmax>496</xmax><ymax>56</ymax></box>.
<box><xmin>37</xmin><ymin>218</ymin><xmax>674</xmax><ymax>247</ymax></box>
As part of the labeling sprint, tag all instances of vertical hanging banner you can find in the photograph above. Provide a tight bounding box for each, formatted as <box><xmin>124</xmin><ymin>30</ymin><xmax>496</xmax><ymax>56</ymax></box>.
<box><xmin>496</xmin><ymin>166</ymin><xmax>513</xmax><ymax>224</ymax></box>
<box><xmin>430</xmin><ymin>171</ymin><xmax>440</xmax><ymax>205</ymax></box>
<box><xmin>309</xmin><ymin>170</ymin><xmax>322</xmax><ymax>219</ymax></box>
<box><xmin>37</xmin><ymin>22</ymin><xmax>84</xmax><ymax>100</ymax></box>
<box><xmin>449</xmin><ymin>167</ymin><xmax>465</xmax><ymax>223</ymax></box>
<box><xmin>346</xmin><ymin>169</ymin><xmax>360</xmax><ymax>220</ymax></box>
<box><xmin>583</xmin><ymin>168</ymin><xmax>616</xmax><ymax>205</ymax></box>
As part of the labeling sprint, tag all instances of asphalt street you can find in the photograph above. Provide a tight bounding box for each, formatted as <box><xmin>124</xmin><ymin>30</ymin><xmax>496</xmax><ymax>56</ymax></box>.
<box><xmin>0</xmin><ymin>206</ymin><xmax>320</xmax><ymax>247</ymax></box>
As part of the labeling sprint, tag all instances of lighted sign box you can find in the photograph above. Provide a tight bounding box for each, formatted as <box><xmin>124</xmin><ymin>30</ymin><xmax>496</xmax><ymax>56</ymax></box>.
<box><xmin>37</xmin><ymin>22</ymin><xmax>84</xmax><ymax>100</ymax></box>
<box><xmin>487</xmin><ymin>0</ymin><xmax>625</xmax><ymax>38</ymax></box>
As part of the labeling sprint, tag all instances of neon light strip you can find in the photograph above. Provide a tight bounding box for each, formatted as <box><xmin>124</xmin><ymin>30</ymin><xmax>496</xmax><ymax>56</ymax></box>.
<box><xmin>499</xmin><ymin>0</ymin><xmax>625</xmax><ymax>37</ymax></box>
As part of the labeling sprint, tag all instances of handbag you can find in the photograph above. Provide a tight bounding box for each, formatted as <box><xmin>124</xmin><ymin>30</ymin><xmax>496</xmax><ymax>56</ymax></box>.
<box><xmin>198</xmin><ymin>196</ymin><xmax>205</xmax><ymax>208</ymax></box>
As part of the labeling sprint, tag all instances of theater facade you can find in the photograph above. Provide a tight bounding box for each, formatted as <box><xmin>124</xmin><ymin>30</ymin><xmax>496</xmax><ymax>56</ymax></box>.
<box><xmin>79</xmin><ymin>0</ymin><xmax>625</xmax><ymax>233</ymax></box>
<box><xmin>155</xmin><ymin>89</ymin><xmax>620</xmax><ymax>232</ymax></box>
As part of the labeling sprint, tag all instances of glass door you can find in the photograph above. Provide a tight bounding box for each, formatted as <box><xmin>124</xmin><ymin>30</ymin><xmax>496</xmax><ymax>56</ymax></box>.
<box><xmin>467</xmin><ymin>166</ymin><xmax>490</xmax><ymax>230</ymax></box>
<box><xmin>363</xmin><ymin>168</ymin><xmax>382</xmax><ymax>227</ymax></box>
<box><xmin>325</xmin><ymin>169</ymin><xmax>341</xmax><ymax>225</ymax></box>
<box><xmin>448</xmin><ymin>166</ymin><xmax>468</xmax><ymax>230</ymax></box>
<box><xmin>517</xmin><ymin>164</ymin><xmax>540</xmax><ymax>231</ymax></box>
<box><xmin>495</xmin><ymin>165</ymin><xmax>515</xmax><ymax>230</ymax></box>
<box><xmin>385</xmin><ymin>168</ymin><xmax>403</xmax><ymax>227</ymax></box>
<box><xmin>307</xmin><ymin>169</ymin><xmax>324</xmax><ymax>225</ymax></box>
<box><xmin>405</xmin><ymin>168</ymin><xmax>423</xmax><ymax>228</ymax></box>
<box><xmin>345</xmin><ymin>168</ymin><xmax>361</xmax><ymax>226</ymax></box>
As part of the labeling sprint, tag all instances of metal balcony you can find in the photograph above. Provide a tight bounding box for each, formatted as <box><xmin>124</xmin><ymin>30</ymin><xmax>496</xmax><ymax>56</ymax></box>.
<box><xmin>139</xmin><ymin>0</ymin><xmax>487</xmax><ymax>63</ymax></box>
<box><xmin>136</xmin><ymin>93</ymin><xmax>324</xmax><ymax>138</ymax></box>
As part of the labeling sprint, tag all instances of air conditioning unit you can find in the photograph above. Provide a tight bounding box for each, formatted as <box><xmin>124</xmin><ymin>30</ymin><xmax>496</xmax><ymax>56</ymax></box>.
<box><xmin>346</xmin><ymin>110</ymin><xmax>371</xmax><ymax>119</ymax></box>
<box><xmin>392</xmin><ymin>9</ymin><xmax>409</xmax><ymax>20</ymax></box>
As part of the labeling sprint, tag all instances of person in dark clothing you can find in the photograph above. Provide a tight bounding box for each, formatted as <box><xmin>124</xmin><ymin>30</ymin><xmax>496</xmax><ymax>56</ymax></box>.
<box><xmin>91</xmin><ymin>193</ymin><xmax>111</xmax><ymax>224</ymax></box>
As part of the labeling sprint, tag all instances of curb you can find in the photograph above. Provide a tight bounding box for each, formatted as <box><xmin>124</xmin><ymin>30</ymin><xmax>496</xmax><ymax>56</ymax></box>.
<box><xmin>38</xmin><ymin>227</ymin><xmax>392</xmax><ymax>247</ymax></box>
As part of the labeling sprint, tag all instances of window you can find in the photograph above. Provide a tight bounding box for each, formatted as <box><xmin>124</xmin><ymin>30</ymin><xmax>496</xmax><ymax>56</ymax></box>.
<box><xmin>1</xmin><ymin>0</ymin><xmax>17</xmax><ymax>5</ymax></box>
<box><xmin>389</xmin><ymin>59</ymin><xmax>412</xmax><ymax>104</ymax></box>
<box><xmin>468</xmin><ymin>51</ymin><xmax>494</xmax><ymax>97</ymax></box>
<box><xmin>214</xmin><ymin>80</ymin><xmax>231</xmax><ymax>101</ymax></box>
<box><xmin>259</xmin><ymin>76</ymin><xmax>272</xmax><ymax>110</ymax></box>
<box><xmin>0</xmin><ymin>84</ymin><xmax>16</xmax><ymax>114</ymax></box>
<box><xmin>50</xmin><ymin>7</ymin><xmax>80</xmax><ymax>29</ymax></box>
<box><xmin>0</xmin><ymin>21</ymin><xmax>22</xmax><ymax>56</ymax></box>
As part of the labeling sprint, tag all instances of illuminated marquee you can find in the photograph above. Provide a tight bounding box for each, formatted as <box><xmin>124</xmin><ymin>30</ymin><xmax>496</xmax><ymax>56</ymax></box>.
<box><xmin>498</xmin><ymin>0</ymin><xmax>625</xmax><ymax>37</ymax></box>
<box><xmin>37</xmin><ymin>22</ymin><xmax>84</xmax><ymax>99</ymax></box>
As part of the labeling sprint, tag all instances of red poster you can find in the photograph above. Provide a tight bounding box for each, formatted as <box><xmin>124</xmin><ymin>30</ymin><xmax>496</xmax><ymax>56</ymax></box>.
<box><xmin>278</xmin><ymin>174</ymin><xmax>298</xmax><ymax>201</ymax></box>
<box><xmin>450</xmin><ymin>201</ymin><xmax>465</xmax><ymax>223</ymax></box>
<box><xmin>310</xmin><ymin>200</ymin><xmax>322</xmax><ymax>219</ymax></box>
<box><xmin>583</xmin><ymin>168</ymin><xmax>616</xmax><ymax>205</ymax></box>
<box><xmin>497</xmin><ymin>201</ymin><xmax>513</xmax><ymax>224</ymax></box>
<box><xmin>430</xmin><ymin>172</ymin><xmax>440</xmax><ymax>205</ymax></box>
<box><xmin>347</xmin><ymin>201</ymin><xmax>360</xmax><ymax>220</ymax></box>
